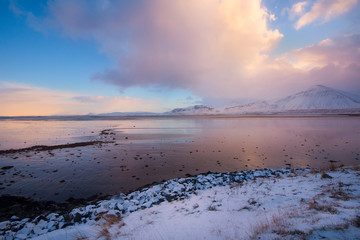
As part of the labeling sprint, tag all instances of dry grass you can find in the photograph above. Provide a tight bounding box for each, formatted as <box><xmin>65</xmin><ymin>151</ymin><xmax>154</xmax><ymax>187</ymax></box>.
<box><xmin>329</xmin><ymin>162</ymin><xmax>337</xmax><ymax>171</ymax></box>
<box><xmin>96</xmin><ymin>212</ymin><xmax>125</xmax><ymax>240</ymax></box>
<box><xmin>208</xmin><ymin>205</ymin><xmax>218</xmax><ymax>211</ymax></box>
<box><xmin>329</xmin><ymin>185</ymin><xmax>351</xmax><ymax>201</ymax></box>
<box><xmin>309</xmin><ymin>168</ymin><xmax>320</xmax><ymax>174</ymax></box>
<box><xmin>289</xmin><ymin>169</ymin><xmax>299</xmax><ymax>177</ymax></box>
<box><xmin>307</xmin><ymin>197</ymin><xmax>339</xmax><ymax>214</ymax></box>
<box><xmin>229</xmin><ymin>182</ymin><xmax>243</xmax><ymax>189</ymax></box>
<box><xmin>97</xmin><ymin>227</ymin><xmax>111</xmax><ymax>240</ymax></box>
<box><xmin>248</xmin><ymin>204</ymin><xmax>353</xmax><ymax>239</ymax></box>
<box><xmin>249</xmin><ymin>215</ymin><xmax>289</xmax><ymax>239</ymax></box>
<box><xmin>352</xmin><ymin>165</ymin><xmax>360</xmax><ymax>171</ymax></box>
<box><xmin>274</xmin><ymin>229</ymin><xmax>306</xmax><ymax>239</ymax></box>
<box><xmin>103</xmin><ymin>214</ymin><xmax>124</xmax><ymax>225</ymax></box>
<box><xmin>75</xmin><ymin>233</ymin><xmax>89</xmax><ymax>240</ymax></box>
<box><xmin>248</xmin><ymin>209</ymin><xmax>302</xmax><ymax>239</ymax></box>
<box><xmin>193</xmin><ymin>203</ymin><xmax>199</xmax><ymax>209</ymax></box>
<box><xmin>249</xmin><ymin>219</ymin><xmax>270</xmax><ymax>238</ymax></box>
<box><xmin>316</xmin><ymin>162</ymin><xmax>338</xmax><ymax>173</ymax></box>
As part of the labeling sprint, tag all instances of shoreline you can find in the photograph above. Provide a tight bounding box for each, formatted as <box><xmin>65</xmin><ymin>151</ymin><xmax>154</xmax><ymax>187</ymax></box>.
<box><xmin>0</xmin><ymin>168</ymin><xmax>293</xmax><ymax>221</ymax></box>
<box><xmin>1</xmin><ymin>166</ymin><xmax>359</xmax><ymax>239</ymax></box>
<box><xmin>1</xmin><ymin>113</ymin><xmax>360</xmax><ymax>122</ymax></box>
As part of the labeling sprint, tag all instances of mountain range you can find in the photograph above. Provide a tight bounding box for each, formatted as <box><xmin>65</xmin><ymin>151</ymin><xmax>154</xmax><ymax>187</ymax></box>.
<box><xmin>169</xmin><ymin>85</ymin><xmax>360</xmax><ymax>115</ymax></box>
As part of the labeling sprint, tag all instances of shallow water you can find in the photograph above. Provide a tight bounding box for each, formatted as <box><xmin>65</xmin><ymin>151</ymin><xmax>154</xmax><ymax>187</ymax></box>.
<box><xmin>0</xmin><ymin>116</ymin><xmax>359</xmax><ymax>201</ymax></box>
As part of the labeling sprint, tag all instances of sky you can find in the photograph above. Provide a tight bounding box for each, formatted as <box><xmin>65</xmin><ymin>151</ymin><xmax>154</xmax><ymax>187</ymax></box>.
<box><xmin>0</xmin><ymin>0</ymin><xmax>360</xmax><ymax>116</ymax></box>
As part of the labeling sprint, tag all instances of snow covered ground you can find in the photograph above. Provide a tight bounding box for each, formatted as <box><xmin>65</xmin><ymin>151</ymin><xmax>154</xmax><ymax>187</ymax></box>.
<box><xmin>1</xmin><ymin>167</ymin><xmax>359</xmax><ymax>240</ymax></box>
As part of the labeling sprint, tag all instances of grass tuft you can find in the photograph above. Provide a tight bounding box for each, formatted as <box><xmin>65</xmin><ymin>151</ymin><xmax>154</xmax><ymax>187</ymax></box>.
<box><xmin>329</xmin><ymin>162</ymin><xmax>337</xmax><ymax>171</ymax></box>
<box><xmin>307</xmin><ymin>198</ymin><xmax>339</xmax><ymax>214</ymax></box>
<box><xmin>208</xmin><ymin>205</ymin><xmax>218</xmax><ymax>211</ymax></box>
<box><xmin>74</xmin><ymin>231</ymin><xmax>89</xmax><ymax>240</ymax></box>
<box><xmin>96</xmin><ymin>212</ymin><xmax>125</xmax><ymax>240</ymax></box>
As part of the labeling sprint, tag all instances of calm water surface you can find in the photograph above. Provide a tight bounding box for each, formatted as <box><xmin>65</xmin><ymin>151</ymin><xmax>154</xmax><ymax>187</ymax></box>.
<box><xmin>0</xmin><ymin>116</ymin><xmax>359</xmax><ymax>201</ymax></box>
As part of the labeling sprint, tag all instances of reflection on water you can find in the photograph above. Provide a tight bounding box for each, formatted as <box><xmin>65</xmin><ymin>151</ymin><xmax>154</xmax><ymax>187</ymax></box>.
<box><xmin>0</xmin><ymin>116</ymin><xmax>359</xmax><ymax>201</ymax></box>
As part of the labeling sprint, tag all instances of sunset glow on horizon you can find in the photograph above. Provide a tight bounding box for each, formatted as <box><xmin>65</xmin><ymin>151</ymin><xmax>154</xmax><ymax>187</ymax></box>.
<box><xmin>1</xmin><ymin>0</ymin><xmax>360</xmax><ymax>116</ymax></box>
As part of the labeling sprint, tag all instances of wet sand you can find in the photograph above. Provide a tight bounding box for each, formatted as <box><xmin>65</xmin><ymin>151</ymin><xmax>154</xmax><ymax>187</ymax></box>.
<box><xmin>0</xmin><ymin>116</ymin><xmax>359</xmax><ymax>207</ymax></box>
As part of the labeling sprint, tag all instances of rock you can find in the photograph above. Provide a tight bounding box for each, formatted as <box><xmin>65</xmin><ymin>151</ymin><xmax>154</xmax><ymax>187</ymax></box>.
<box><xmin>46</xmin><ymin>213</ymin><xmax>58</xmax><ymax>221</ymax></box>
<box><xmin>143</xmin><ymin>202</ymin><xmax>152</xmax><ymax>208</ymax></box>
<box><xmin>0</xmin><ymin>221</ymin><xmax>10</xmax><ymax>230</ymax></box>
<box><xmin>46</xmin><ymin>221</ymin><xmax>57</xmax><ymax>231</ymax></box>
<box><xmin>116</xmin><ymin>203</ymin><xmax>124</xmax><ymax>211</ymax></box>
<box><xmin>321</xmin><ymin>173</ymin><xmax>333</xmax><ymax>179</ymax></box>
<box><xmin>1</xmin><ymin>166</ymin><xmax>14</xmax><ymax>170</ymax></box>
<box><xmin>38</xmin><ymin>228</ymin><xmax>48</xmax><ymax>235</ymax></box>
<box><xmin>58</xmin><ymin>222</ymin><xmax>65</xmax><ymax>229</ymax></box>
<box><xmin>73</xmin><ymin>213</ymin><xmax>82</xmax><ymax>223</ymax></box>
<box><xmin>19</xmin><ymin>218</ymin><xmax>29</xmax><ymax>224</ymax></box>
<box><xmin>36</xmin><ymin>219</ymin><xmax>47</xmax><ymax>229</ymax></box>
<box><xmin>32</xmin><ymin>225</ymin><xmax>43</xmax><ymax>236</ymax></box>
<box><xmin>16</xmin><ymin>222</ymin><xmax>34</xmax><ymax>236</ymax></box>
<box><xmin>15</xmin><ymin>233</ymin><xmax>27</xmax><ymax>239</ymax></box>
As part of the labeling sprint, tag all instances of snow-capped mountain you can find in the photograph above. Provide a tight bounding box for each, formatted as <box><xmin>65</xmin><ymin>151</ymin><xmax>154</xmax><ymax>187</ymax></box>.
<box><xmin>274</xmin><ymin>85</ymin><xmax>360</xmax><ymax>110</ymax></box>
<box><xmin>168</xmin><ymin>105</ymin><xmax>215</xmax><ymax>115</ymax></box>
<box><xmin>224</xmin><ymin>85</ymin><xmax>360</xmax><ymax>114</ymax></box>
<box><xmin>97</xmin><ymin>85</ymin><xmax>359</xmax><ymax>116</ymax></box>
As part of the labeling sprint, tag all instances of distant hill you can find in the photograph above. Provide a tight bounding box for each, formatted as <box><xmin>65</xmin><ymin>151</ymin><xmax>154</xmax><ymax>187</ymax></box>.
<box><xmin>86</xmin><ymin>85</ymin><xmax>360</xmax><ymax>117</ymax></box>
<box><xmin>167</xmin><ymin>105</ymin><xmax>216</xmax><ymax>115</ymax></box>
<box><xmin>224</xmin><ymin>85</ymin><xmax>360</xmax><ymax>114</ymax></box>
<box><xmin>95</xmin><ymin>112</ymin><xmax>159</xmax><ymax>116</ymax></box>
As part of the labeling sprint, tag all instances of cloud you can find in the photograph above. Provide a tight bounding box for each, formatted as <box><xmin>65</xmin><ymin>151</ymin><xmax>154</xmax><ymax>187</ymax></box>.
<box><xmin>294</xmin><ymin>0</ymin><xmax>358</xmax><ymax>30</ymax></box>
<box><xmin>16</xmin><ymin>0</ymin><xmax>360</xmax><ymax>101</ymax></box>
<box><xmin>288</xmin><ymin>1</ymin><xmax>309</xmax><ymax>20</ymax></box>
<box><xmin>8</xmin><ymin>0</ymin><xmax>50</xmax><ymax>33</ymax></box>
<box><xmin>70</xmin><ymin>95</ymin><xmax>161</xmax><ymax>114</ymax></box>
<box><xmin>272</xmin><ymin>34</ymin><xmax>360</xmax><ymax>94</ymax></box>
<box><xmin>9</xmin><ymin>0</ymin><xmax>24</xmax><ymax>16</ymax></box>
<box><xmin>40</xmin><ymin>0</ymin><xmax>282</xmax><ymax>99</ymax></box>
<box><xmin>0</xmin><ymin>82</ymin><xmax>161</xmax><ymax>116</ymax></box>
<box><xmin>287</xmin><ymin>35</ymin><xmax>360</xmax><ymax>69</ymax></box>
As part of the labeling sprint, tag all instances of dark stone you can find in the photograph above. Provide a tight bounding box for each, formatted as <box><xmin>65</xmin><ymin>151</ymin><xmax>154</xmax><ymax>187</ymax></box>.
<box><xmin>73</xmin><ymin>213</ymin><xmax>82</xmax><ymax>223</ymax></box>
<box><xmin>321</xmin><ymin>173</ymin><xmax>333</xmax><ymax>179</ymax></box>
<box><xmin>1</xmin><ymin>166</ymin><xmax>14</xmax><ymax>170</ymax></box>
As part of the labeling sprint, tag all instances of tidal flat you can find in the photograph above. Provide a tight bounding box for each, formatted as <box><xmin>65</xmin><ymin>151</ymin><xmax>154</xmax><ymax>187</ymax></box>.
<box><xmin>0</xmin><ymin>115</ymin><xmax>359</xmax><ymax>203</ymax></box>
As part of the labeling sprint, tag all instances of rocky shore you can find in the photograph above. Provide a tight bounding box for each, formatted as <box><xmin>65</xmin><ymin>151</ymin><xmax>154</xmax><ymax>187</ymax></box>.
<box><xmin>1</xmin><ymin>168</ymin><xmax>300</xmax><ymax>239</ymax></box>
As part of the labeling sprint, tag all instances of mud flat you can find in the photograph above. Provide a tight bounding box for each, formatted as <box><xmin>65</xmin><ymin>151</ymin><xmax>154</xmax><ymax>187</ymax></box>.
<box><xmin>1</xmin><ymin>116</ymin><xmax>360</xmax><ymax>203</ymax></box>
<box><xmin>0</xmin><ymin>141</ymin><xmax>107</xmax><ymax>155</ymax></box>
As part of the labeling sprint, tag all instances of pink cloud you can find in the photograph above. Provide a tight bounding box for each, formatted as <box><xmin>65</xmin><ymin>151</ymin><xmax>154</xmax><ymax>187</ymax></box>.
<box><xmin>44</xmin><ymin>0</ymin><xmax>283</xmax><ymax>97</ymax></box>
<box><xmin>22</xmin><ymin>0</ymin><xmax>360</xmax><ymax>101</ymax></box>
<box><xmin>294</xmin><ymin>0</ymin><xmax>358</xmax><ymax>30</ymax></box>
<box><xmin>267</xmin><ymin>34</ymin><xmax>360</xmax><ymax>96</ymax></box>
<box><xmin>288</xmin><ymin>1</ymin><xmax>309</xmax><ymax>20</ymax></box>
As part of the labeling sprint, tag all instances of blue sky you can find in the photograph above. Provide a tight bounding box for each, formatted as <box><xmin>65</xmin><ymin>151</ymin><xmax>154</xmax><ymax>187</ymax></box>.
<box><xmin>0</xmin><ymin>0</ymin><xmax>359</xmax><ymax>115</ymax></box>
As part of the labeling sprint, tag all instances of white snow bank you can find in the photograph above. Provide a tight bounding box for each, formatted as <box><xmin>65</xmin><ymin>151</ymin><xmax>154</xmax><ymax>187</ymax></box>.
<box><xmin>2</xmin><ymin>168</ymin><xmax>360</xmax><ymax>240</ymax></box>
